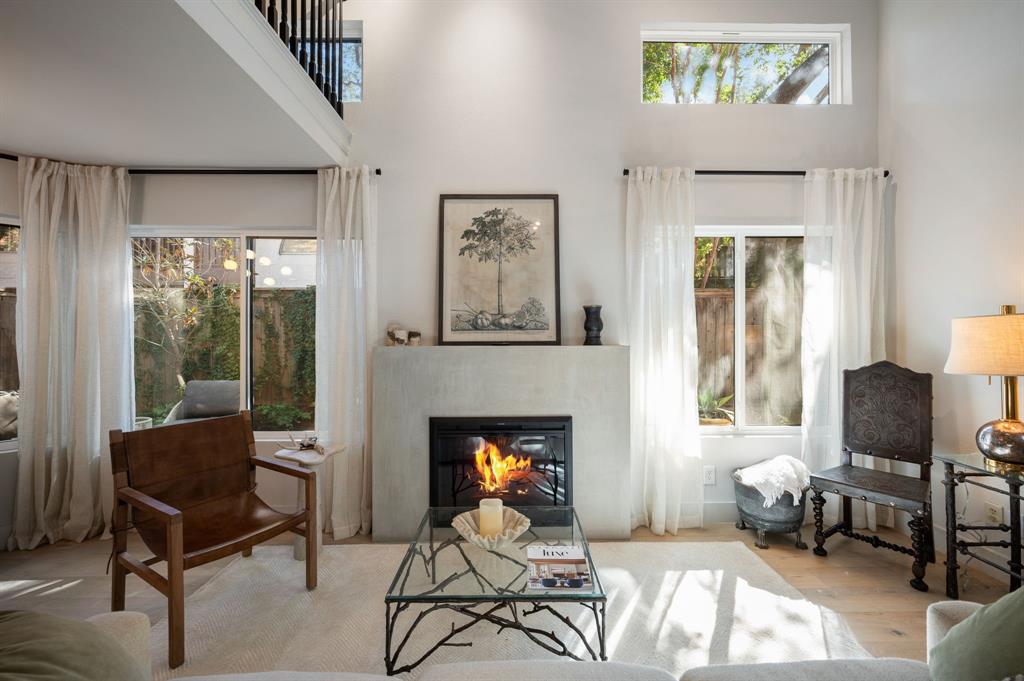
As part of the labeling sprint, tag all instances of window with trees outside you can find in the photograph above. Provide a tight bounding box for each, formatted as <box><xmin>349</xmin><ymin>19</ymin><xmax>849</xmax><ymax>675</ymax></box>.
<box><xmin>0</xmin><ymin>223</ymin><xmax>19</xmax><ymax>443</ymax></box>
<box><xmin>131</xmin><ymin>234</ymin><xmax>316</xmax><ymax>434</ymax></box>
<box><xmin>695</xmin><ymin>229</ymin><xmax>803</xmax><ymax>430</ymax></box>
<box><xmin>642</xmin><ymin>27</ymin><xmax>846</xmax><ymax>105</ymax></box>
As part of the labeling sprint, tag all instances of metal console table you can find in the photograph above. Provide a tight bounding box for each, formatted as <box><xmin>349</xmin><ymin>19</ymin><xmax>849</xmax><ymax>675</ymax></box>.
<box><xmin>384</xmin><ymin>506</ymin><xmax>607</xmax><ymax>676</ymax></box>
<box><xmin>936</xmin><ymin>451</ymin><xmax>1023</xmax><ymax>598</ymax></box>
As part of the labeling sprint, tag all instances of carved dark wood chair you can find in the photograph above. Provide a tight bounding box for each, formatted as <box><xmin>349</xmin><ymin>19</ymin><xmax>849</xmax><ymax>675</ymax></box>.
<box><xmin>810</xmin><ymin>361</ymin><xmax>935</xmax><ymax>592</ymax></box>
<box><xmin>109</xmin><ymin>411</ymin><xmax>316</xmax><ymax>668</ymax></box>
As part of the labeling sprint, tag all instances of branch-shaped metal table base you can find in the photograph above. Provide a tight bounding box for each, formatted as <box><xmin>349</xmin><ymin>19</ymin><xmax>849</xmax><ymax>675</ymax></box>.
<box><xmin>384</xmin><ymin>598</ymin><xmax>607</xmax><ymax>676</ymax></box>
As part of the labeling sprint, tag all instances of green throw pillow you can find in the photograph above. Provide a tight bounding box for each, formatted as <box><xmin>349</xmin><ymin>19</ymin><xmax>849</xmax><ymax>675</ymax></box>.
<box><xmin>930</xmin><ymin>589</ymin><xmax>1024</xmax><ymax>681</ymax></box>
<box><xmin>0</xmin><ymin>611</ymin><xmax>147</xmax><ymax>681</ymax></box>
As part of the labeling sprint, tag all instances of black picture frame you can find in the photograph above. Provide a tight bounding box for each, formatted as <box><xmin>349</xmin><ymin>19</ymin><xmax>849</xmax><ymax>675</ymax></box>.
<box><xmin>437</xmin><ymin>194</ymin><xmax>561</xmax><ymax>346</ymax></box>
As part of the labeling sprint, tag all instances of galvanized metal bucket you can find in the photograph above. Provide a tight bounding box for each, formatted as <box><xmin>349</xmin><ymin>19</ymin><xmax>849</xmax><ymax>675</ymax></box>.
<box><xmin>732</xmin><ymin>468</ymin><xmax>809</xmax><ymax>550</ymax></box>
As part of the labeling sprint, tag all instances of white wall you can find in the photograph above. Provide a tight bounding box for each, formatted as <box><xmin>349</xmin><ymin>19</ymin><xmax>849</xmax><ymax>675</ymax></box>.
<box><xmin>343</xmin><ymin>0</ymin><xmax>879</xmax><ymax>346</ymax></box>
<box><xmin>129</xmin><ymin>174</ymin><xmax>315</xmax><ymax>228</ymax></box>
<box><xmin>879</xmin><ymin>0</ymin><xmax>1024</xmax><ymax>568</ymax></box>
<box><xmin>0</xmin><ymin>160</ymin><xmax>17</xmax><ymax>220</ymax></box>
<box><xmin>342</xmin><ymin>0</ymin><xmax>879</xmax><ymax>516</ymax></box>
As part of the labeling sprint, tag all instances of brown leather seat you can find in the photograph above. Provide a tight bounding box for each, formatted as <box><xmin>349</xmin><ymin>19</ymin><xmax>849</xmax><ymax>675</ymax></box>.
<box><xmin>134</xmin><ymin>491</ymin><xmax>303</xmax><ymax>568</ymax></box>
<box><xmin>109</xmin><ymin>411</ymin><xmax>316</xmax><ymax>668</ymax></box>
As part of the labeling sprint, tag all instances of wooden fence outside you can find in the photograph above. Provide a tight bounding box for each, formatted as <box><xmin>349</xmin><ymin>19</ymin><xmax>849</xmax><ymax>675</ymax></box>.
<box><xmin>696</xmin><ymin>287</ymin><xmax>802</xmax><ymax>426</ymax></box>
<box><xmin>0</xmin><ymin>292</ymin><xmax>16</xmax><ymax>392</ymax></box>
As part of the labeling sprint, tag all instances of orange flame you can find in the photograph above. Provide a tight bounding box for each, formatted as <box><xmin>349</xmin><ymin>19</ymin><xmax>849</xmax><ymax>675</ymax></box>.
<box><xmin>474</xmin><ymin>440</ymin><xmax>532</xmax><ymax>494</ymax></box>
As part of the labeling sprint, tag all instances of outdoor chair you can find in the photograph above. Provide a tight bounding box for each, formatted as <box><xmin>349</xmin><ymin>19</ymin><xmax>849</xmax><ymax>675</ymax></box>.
<box><xmin>109</xmin><ymin>411</ymin><xmax>316</xmax><ymax>668</ymax></box>
<box><xmin>810</xmin><ymin>360</ymin><xmax>936</xmax><ymax>591</ymax></box>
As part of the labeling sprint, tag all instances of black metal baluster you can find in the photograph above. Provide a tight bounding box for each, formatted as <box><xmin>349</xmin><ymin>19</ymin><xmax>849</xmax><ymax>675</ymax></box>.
<box><xmin>268</xmin><ymin>0</ymin><xmax>278</xmax><ymax>34</ymax></box>
<box><xmin>328</xmin><ymin>1</ymin><xmax>337</xmax><ymax>108</ymax></box>
<box><xmin>336</xmin><ymin>0</ymin><xmax>343</xmax><ymax>115</ymax></box>
<box><xmin>315</xmin><ymin>0</ymin><xmax>323</xmax><ymax>91</ymax></box>
<box><xmin>278</xmin><ymin>0</ymin><xmax>289</xmax><ymax>43</ymax></box>
<box><xmin>299</xmin><ymin>0</ymin><xmax>308</xmax><ymax>70</ymax></box>
<box><xmin>290</xmin><ymin>0</ymin><xmax>299</xmax><ymax>58</ymax></box>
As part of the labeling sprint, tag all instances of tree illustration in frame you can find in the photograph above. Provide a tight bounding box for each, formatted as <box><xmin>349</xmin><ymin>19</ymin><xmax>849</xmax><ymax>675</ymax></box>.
<box><xmin>458</xmin><ymin>207</ymin><xmax>536</xmax><ymax>318</ymax></box>
<box><xmin>439</xmin><ymin>195</ymin><xmax>560</xmax><ymax>345</ymax></box>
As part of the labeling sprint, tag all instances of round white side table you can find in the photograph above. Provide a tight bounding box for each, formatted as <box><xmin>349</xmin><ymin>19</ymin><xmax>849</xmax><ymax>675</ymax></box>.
<box><xmin>273</xmin><ymin>445</ymin><xmax>343</xmax><ymax>560</ymax></box>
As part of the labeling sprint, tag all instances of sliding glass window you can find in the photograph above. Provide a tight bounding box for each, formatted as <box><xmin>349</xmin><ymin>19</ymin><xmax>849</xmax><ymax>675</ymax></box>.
<box><xmin>249</xmin><ymin>237</ymin><xmax>316</xmax><ymax>433</ymax></box>
<box><xmin>130</xmin><ymin>232</ymin><xmax>317</xmax><ymax>434</ymax></box>
<box><xmin>694</xmin><ymin>228</ymin><xmax>803</xmax><ymax>431</ymax></box>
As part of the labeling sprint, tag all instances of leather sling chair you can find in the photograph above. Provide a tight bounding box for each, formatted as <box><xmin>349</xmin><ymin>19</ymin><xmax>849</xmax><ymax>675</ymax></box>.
<box><xmin>109</xmin><ymin>410</ymin><xmax>316</xmax><ymax>669</ymax></box>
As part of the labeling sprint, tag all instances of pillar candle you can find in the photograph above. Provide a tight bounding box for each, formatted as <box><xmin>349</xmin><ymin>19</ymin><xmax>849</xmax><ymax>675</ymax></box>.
<box><xmin>478</xmin><ymin>498</ymin><xmax>503</xmax><ymax>537</ymax></box>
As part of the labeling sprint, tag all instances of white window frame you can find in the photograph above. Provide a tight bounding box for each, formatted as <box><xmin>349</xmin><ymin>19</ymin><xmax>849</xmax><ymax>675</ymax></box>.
<box><xmin>641</xmin><ymin>22</ymin><xmax>852</xmax><ymax>105</ymax></box>
<box><xmin>695</xmin><ymin>224</ymin><xmax>804</xmax><ymax>438</ymax></box>
<box><xmin>128</xmin><ymin>224</ymin><xmax>316</xmax><ymax>439</ymax></box>
<box><xmin>0</xmin><ymin>216</ymin><xmax>19</xmax><ymax>453</ymax></box>
<box><xmin>342</xmin><ymin>19</ymin><xmax>363</xmax><ymax>104</ymax></box>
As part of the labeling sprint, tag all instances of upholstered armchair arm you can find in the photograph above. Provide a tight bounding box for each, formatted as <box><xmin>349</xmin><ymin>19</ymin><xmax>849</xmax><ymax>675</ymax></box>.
<box><xmin>926</xmin><ymin>600</ymin><xmax>983</xmax><ymax>660</ymax></box>
<box><xmin>253</xmin><ymin>455</ymin><xmax>315</xmax><ymax>480</ymax></box>
<box><xmin>117</xmin><ymin>487</ymin><xmax>182</xmax><ymax>524</ymax></box>
<box><xmin>87</xmin><ymin>612</ymin><xmax>152</xmax><ymax>681</ymax></box>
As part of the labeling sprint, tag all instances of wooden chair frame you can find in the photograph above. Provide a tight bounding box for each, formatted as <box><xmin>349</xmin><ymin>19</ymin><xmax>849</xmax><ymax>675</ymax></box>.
<box><xmin>810</xmin><ymin>361</ymin><xmax>935</xmax><ymax>592</ymax></box>
<box><xmin>109</xmin><ymin>411</ymin><xmax>317</xmax><ymax>669</ymax></box>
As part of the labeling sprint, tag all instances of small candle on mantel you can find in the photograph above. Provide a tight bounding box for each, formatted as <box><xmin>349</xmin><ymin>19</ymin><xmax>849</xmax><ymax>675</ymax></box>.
<box><xmin>478</xmin><ymin>498</ymin><xmax>504</xmax><ymax>538</ymax></box>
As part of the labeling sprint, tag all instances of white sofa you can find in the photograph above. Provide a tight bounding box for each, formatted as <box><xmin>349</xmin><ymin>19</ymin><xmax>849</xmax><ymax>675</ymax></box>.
<box><xmin>87</xmin><ymin>601</ymin><xmax>984</xmax><ymax>681</ymax></box>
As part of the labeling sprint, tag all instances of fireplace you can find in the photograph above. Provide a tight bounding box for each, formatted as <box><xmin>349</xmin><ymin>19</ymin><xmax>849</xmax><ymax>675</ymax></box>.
<box><xmin>429</xmin><ymin>416</ymin><xmax>572</xmax><ymax>510</ymax></box>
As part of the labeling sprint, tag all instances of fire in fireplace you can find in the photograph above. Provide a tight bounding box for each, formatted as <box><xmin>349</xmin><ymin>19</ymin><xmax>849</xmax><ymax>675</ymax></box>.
<box><xmin>429</xmin><ymin>416</ymin><xmax>572</xmax><ymax>509</ymax></box>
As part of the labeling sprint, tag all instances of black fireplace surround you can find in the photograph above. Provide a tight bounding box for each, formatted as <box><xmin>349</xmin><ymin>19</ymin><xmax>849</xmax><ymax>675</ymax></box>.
<box><xmin>429</xmin><ymin>416</ymin><xmax>573</xmax><ymax>510</ymax></box>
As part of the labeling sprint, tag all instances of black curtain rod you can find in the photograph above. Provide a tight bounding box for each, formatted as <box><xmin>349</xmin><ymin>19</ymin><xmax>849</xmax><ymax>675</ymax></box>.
<box><xmin>0</xmin><ymin>154</ymin><xmax>381</xmax><ymax>176</ymax></box>
<box><xmin>127</xmin><ymin>167</ymin><xmax>382</xmax><ymax>176</ymax></box>
<box><xmin>623</xmin><ymin>168</ymin><xmax>889</xmax><ymax>178</ymax></box>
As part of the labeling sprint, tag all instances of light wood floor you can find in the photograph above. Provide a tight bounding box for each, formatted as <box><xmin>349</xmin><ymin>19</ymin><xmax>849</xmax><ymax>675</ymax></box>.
<box><xmin>0</xmin><ymin>524</ymin><xmax>1005</xmax><ymax>663</ymax></box>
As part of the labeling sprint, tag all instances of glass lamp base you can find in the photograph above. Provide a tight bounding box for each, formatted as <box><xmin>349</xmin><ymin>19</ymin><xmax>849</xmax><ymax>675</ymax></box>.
<box><xmin>977</xmin><ymin>418</ymin><xmax>1024</xmax><ymax>465</ymax></box>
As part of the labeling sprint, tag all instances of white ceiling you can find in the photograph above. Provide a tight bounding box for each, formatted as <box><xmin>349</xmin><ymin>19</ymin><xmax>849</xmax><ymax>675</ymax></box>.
<box><xmin>0</xmin><ymin>0</ymin><xmax>338</xmax><ymax>167</ymax></box>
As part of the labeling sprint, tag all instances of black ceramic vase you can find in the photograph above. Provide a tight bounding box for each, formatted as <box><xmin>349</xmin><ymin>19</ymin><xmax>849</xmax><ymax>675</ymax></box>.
<box><xmin>583</xmin><ymin>305</ymin><xmax>603</xmax><ymax>345</ymax></box>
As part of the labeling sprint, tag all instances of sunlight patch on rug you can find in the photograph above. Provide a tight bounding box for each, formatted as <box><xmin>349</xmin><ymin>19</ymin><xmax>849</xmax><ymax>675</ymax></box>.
<box><xmin>151</xmin><ymin>542</ymin><xmax>868</xmax><ymax>680</ymax></box>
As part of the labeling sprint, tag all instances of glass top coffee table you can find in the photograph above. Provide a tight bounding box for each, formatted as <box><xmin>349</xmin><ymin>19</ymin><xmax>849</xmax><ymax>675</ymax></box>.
<box><xmin>384</xmin><ymin>506</ymin><xmax>607</xmax><ymax>675</ymax></box>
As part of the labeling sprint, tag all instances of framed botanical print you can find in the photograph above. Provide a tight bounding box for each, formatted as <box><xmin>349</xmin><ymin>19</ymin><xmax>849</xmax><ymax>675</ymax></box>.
<box><xmin>438</xmin><ymin>194</ymin><xmax>560</xmax><ymax>345</ymax></box>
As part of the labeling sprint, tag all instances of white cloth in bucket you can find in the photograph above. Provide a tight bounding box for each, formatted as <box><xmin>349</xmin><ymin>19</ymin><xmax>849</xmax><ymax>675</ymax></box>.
<box><xmin>735</xmin><ymin>455</ymin><xmax>811</xmax><ymax>508</ymax></box>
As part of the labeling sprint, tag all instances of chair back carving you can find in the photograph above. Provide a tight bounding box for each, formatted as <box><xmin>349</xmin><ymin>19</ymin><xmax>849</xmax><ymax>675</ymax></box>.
<box><xmin>842</xmin><ymin>361</ymin><xmax>932</xmax><ymax>466</ymax></box>
<box><xmin>111</xmin><ymin>412</ymin><xmax>256</xmax><ymax>523</ymax></box>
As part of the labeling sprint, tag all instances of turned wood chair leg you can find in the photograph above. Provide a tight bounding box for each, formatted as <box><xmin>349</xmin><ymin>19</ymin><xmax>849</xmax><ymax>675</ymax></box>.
<box><xmin>812</xmin><ymin>488</ymin><xmax>828</xmax><ymax>556</ymax></box>
<box><xmin>842</xmin><ymin>495</ymin><xmax>853</xmax><ymax>531</ymax></box>
<box><xmin>909</xmin><ymin>513</ymin><xmax>929</xmax><ymax>592</ymax></box>
<box><xmin>925</xmin><ymin>510</ymin><xmax>937</xmax><ymax>564</ymax></box>
<box><xmin>167</xmin><ymin>520</ymin><xmax>185</xmax><ymax>668</ymax></box>
<box><xmin>305</xmin><ymin>473</ymin><xmax>317</xmax><ymax>590</ymax></box>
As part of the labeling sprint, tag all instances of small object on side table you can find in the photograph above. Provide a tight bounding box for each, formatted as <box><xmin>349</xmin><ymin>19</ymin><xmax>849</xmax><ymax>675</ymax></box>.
<box><xmin>583</xmin><ymin>305</ymin><xmax>603</xmax><ymax>346</ymax></box>
<box><xmin>274</xmin><ymin>440</ymin><xmax>344</xmax><ymax>560</ymax></box>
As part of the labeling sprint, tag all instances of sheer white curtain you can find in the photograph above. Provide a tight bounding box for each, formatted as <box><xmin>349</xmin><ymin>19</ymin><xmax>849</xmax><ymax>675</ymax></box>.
<box><xmin>9</xmin><ymin>157</ymin><xmax>133</xmax><ymax>550</ymax></box>
<box><xmin>316</xmin><ymin>166</ymin><xmax>378</xmax><ymax>540</ymax></box>
<box><xmin>626</xmin><ymin>167</ymin><xmax>703</xmax><ymax>535</ymax></box>
<box><xmin>801</xmin><ymin>168</ymin><xmax>890</xmax><ymax>529</ymax></box>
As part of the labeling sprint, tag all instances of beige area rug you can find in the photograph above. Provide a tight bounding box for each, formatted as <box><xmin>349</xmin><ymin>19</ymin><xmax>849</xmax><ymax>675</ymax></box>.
<box><xmin>152</xmin><ymin>542</ymin><xmax>869</xmax><ymax>680</ymax></box>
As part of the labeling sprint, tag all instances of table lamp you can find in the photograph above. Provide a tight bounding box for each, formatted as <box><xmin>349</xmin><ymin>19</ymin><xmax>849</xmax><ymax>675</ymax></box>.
<box><xmin>944</xmin><ymin>304</ymin><xmax>1024</xmax><ymax>465</ymax></box>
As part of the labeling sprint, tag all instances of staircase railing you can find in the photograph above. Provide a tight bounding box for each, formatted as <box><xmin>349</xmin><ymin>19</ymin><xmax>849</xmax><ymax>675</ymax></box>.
<box><xmin>254</xmin><ymin>0</ymin><xmax>344</xmax><ymax>118</ymax></box>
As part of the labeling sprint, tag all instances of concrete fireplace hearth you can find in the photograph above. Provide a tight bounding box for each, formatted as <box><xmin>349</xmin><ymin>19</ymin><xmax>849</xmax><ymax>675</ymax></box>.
<box><xmin>371</xmin><ymin>346</ymin><xmax>630</xmax><ymax>541</ymax></box>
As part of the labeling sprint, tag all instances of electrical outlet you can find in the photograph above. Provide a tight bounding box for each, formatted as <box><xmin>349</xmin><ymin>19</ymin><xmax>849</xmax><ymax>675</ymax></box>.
<box><xmin>703</xmin><ymin>465</ymin><xmax>716</xmax><ymax>486</ymax></box>
<box><xmin>985</xmin><ymin>502</ymin><xmax>1004</xmax><ymax>525</ymax></box>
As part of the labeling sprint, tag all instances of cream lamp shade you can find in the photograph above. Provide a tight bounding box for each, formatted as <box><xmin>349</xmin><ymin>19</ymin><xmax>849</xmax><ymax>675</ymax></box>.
<box><xmin>944</xmin><ymin>313</ymin><xmax>1024</xmax><ymax>376</ymax></box>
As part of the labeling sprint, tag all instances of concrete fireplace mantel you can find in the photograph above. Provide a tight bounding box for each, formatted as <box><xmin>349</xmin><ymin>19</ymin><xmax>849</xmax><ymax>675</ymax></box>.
<box><xmin>371</xmin><ymin>345</ymin><xmax>630</xmax><ymax>541</ymax></box>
